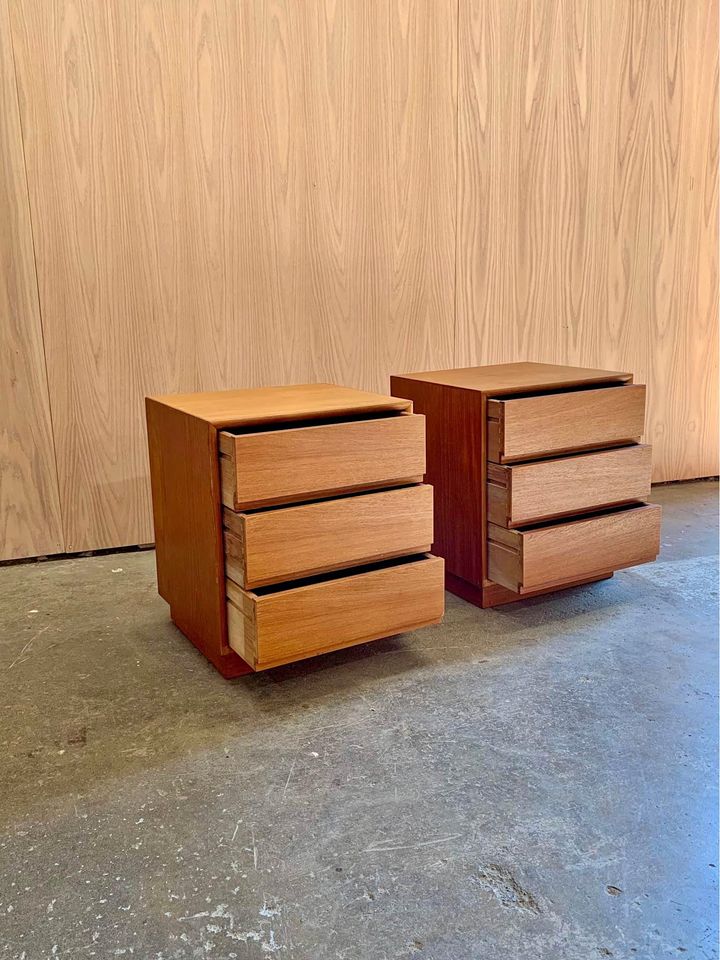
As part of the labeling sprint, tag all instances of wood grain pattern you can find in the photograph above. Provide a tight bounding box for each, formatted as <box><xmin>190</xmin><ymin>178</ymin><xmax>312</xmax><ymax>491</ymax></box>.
<box><xmin>392</xmin><ymin>361</ymin><xmax>632</xmax><ymax>393</ymax></box>
<box><xmin>8</xmin><ymin>0</ymin><xmax>455</xmax><ymax>555</ymax></box>
<box><xmin>390</xmin><ymin>375</ymin><xmax>486</xmax><ymax>586</ymax></box>
<box><xmin>145</xmin><ymin>398</ymin><xmax>251</xmax><ymax>677</ymax></box>
<box><xmin>487</xmin><ymin>383</ymin><xmax>647</xmax><ymax>462</ymax></box>
<box><xmin>10</xmin><ymin>1</ymin><xmax>194</xmax><ymax>552</ymax></box>
<box><xmin>3</xmin><ymin>0</ymin><xmax>716</xmax><ymax>559</ymax></box>
<box><xmin>227</xmin><ymin>553</ymin><xmax>445</xmax><ymax>671</ymax></box>
<box><xmin>457</xmin><ymin>0</ymin><xmax>718</xmax><ymax>482</ymax></box>
<box><xmin>394</xmin><ymin>362</ymin><xmax>658</xmax><ymax>608</ymax></box>
<box><xmin>488</xmin><ymin>443</ymin><xmax>652</xmax><ymax>527</ymax></box>
<box><xmin>147</xmin><ymin>384</ymin><xmax>440</xmax><ymax>675</ymax></box>
<box><xmin>0</xmin><ymin>0</ymin><xmax>63</xmax><ymax>559</ymax></box>
<box><xmin>224</xmin><ymin>483</ymin><xmax>433</xmax><ymax>588</ymax></box>
<box><xmin>488</xmin><ymin>503</ymin><xmax>662</xmax><ymax>593</ymax></box>
<box><xmin>220</xmin><ymin>413</ymin><xmax>426</xmax><ymax>510</ymax></box>
<box><xmin>150</xmin><ymin>383</ymin><xmax>411</xmax><ymax>428</ymax></box>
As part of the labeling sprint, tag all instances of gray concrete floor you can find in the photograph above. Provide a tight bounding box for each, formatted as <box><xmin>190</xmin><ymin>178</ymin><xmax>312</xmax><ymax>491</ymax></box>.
<box><xmin>0</xmin><ymin>481</ymin><xmax>717</xmax><ymax>960</ymax></box>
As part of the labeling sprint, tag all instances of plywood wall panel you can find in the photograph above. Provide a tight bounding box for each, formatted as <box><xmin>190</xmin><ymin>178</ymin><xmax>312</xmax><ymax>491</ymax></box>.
<box><xmin>0</xmin><ymin>0</ymin><xmax>63</xmax><ymax>559</ymax></box>
<box><xmin>3</xmin><ymin>0</ymin><xmax>716</xmax><ymax>559</ymax></box>
<box><xmin>9</xmin><ymin>1</ymin><xmax>196</xmax><ymax>551</ymax></box>
<box><xmin>456</xmin><ymin>0</ymin><xmax>567</xmax><ymax>368</ymax></box>
<box><xmin>10</xmin><ymin>0</ymin><xmax>456</xmax><ymax>554</ymax></box>
<box><xmin>457</xmin><ymin>0</ymin><xmax>719</xmax><ymax>483</ymax></box>
<box><xmin>185</xmin><ymin>0</ymin><xmax>456</xmax><ymax>391</ymax></box>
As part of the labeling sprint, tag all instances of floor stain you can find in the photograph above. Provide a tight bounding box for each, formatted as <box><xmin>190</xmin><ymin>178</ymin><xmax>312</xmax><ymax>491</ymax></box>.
<box><xmin>472</xmin><ymin>863</ymin><xmax>541</xmax><ymax>915</ymax></box>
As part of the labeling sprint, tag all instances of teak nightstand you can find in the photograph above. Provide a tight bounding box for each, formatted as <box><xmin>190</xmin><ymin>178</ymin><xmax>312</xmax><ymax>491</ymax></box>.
<box><xmin>391</xmin><ymin>362</ymin><xmax>661</xmax><ymax>608</ymax></box>
<box><xmin>146</xmin><ymin>384</ymin><xmax>444</xmax><ymax>677</ymax></box>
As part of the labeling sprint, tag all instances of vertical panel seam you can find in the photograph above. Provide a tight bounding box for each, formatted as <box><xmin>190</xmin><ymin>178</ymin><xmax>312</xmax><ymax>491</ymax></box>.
<box><xmin>453</xmin><ymin>0</ymin><xmax>461</xmax><ymax>366</ymax></box>
<box><xmin>6</xmin><ymin>1</ymin><xmax>66</xmax><ymax>553</ymax></box>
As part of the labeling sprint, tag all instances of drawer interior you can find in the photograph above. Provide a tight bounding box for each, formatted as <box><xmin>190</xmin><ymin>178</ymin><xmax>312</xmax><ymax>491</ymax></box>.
<box><xmin>240</xmin><ymin>551</ymin><xmax>430</xmax><ymax>596</ymax></box>
<box><xmin>487</xmin><ymin>380</ymin><xmax>628</xmax><ymax>402</ymax></box>
<box><xmin>224</xmin><ymin>478</ymin><xmax>424</xmax><ymax>516</ymax></box>
<box><xmin>219</xmin><ymin>408</ymin><xmax>404</xmax><ymax>441</ymax></box>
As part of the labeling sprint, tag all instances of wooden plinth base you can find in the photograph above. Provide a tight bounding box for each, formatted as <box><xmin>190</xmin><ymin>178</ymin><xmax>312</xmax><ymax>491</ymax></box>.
<box><xmin>171</xmin><ymin>612</ymin><xmax>253</xmax><ymax>678</ymax></box>
<box><xmin>445</xmin><ymin>570</ymin><xmax>613</xmax><ymax>609</ymax></box>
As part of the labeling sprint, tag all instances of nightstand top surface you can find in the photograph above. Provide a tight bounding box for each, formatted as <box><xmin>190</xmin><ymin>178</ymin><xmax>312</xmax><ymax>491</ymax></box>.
<box><xmin>147</xmin><ymin>383</ymin><xmax>411</xmax><ymax>428</ymax></box>
<box><xmin>392</xmin><ymin>361</ymin><xmax>632</xmax><ymax>395</ymax></box>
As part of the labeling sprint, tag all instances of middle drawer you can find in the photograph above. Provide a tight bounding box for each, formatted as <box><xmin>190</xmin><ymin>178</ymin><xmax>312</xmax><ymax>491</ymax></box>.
<box><xmin>224</xmin><ymin>483</ymin><xmax>434</xmax><ymax>589</ymax></box>
<box><xmin>487</xmin><ymin>444</ymin><xmax>652</xmax><ymax>528</ymax></box>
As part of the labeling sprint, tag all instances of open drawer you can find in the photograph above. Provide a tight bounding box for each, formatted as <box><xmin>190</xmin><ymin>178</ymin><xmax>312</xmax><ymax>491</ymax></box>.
<box><xmin>224</xmin><ymin>483</ymin><xmax>433</xmax><ymax>589</ymax></box>
<box><xmin>226</xmin><ymin>553</ymin><xmax>445</xmax><ymax>671</ymax></box>
<box><xmin>487</xmin><ymin>444</ymin><xmax>652</xmax><ymax>528</ymax></box>
<box><xmin>487</xmin><ymin>384</ymin><xmax>646</xmax><ymax>462</ymax></box>
<box><xmin>487</xmin><ymin>503</ymin><xmax>661</xmax><ymax>594</ymax></box>
<box><xmin>219</xmin><ymin>412</ymin><xmax>425</xmax><ymax>510</ymax></box>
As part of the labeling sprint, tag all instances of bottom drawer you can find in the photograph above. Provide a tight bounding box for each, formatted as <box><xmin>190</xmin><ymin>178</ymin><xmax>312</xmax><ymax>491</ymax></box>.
<box><xmin>227</xmin><ymin>553</ymin><xmax>445</xmax><ymax>671</ymax></box>
<box><xmin>487</xmin><ymin>503</ymin><xmax>661</xmax><ymax>594</ymax></box>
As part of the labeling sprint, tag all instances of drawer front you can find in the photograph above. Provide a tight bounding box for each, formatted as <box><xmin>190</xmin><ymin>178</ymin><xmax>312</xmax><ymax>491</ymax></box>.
<box><xmin>227</xmin><ymin>554</ymin><xmax>445</xmax><ymax>670</ymax></box>
<box><xmin>487</xmin><ymin>384</ymin><xmax>646</xmax><ymax>462</ymax></box>
<box><xmin>220</xmin><ymin>414</ymin><xmax>425</xmax><ymax>510</ymax></box>
<box><xmin>224</xmin><ymin>484</ymin><xmax>434</xmax><ymax>589</ymax></box>
<box><xmin>488</xmin><ymin>503</ymin><xmax>661</xmax><ymax>593</ymax></box>
<box><xmin>487</xmin><ymin>444</ymin><xmax>652</xmax><ymax>528</ymax></box>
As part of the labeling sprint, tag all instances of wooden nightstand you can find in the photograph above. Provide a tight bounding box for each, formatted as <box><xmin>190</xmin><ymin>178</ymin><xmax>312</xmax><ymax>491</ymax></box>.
<box><xmin>390</xmin><ymin>362</ymin><xmax>661</xmax><ymax>608</ymax></box>
<box><xmin>146</xmin><ymin>384</ymin><xmax>444</xmax><ymax>676</ymax></box>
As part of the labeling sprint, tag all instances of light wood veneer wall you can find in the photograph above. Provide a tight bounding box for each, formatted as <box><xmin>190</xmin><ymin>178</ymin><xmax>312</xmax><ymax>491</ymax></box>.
<box><xmin>1</xmin><ymin>0</ymin><xmax>717</xmax><ymax>559</ymax></box>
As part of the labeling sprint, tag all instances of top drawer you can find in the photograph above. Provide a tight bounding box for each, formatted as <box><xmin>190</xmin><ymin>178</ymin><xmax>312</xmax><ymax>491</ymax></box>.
<box><xmin>487</xmin><ymin>384</ymin><xmax>646</xmax><ymax>463</ymax></box>
<box><xmin>219</xmin><ymin>413</ymin><xmax>425</xmax><ymax>510</ymax></box>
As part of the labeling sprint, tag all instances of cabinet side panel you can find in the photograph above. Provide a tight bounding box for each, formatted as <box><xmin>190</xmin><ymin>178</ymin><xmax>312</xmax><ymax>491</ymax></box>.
<box><xmin>390</xmin><ymin>378</ymin><xmax>484</xmax><ymax>585</ymax></box>
<box><xmin>145</xmin><ymin>399</ymin><xmax>251</xmax><ymax>677</ymax></box>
